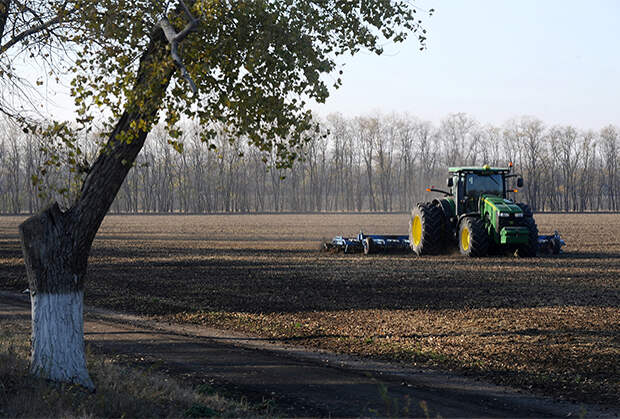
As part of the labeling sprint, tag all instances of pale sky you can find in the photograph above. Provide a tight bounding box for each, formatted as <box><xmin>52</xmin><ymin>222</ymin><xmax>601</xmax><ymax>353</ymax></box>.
<box><xmin>39</xmin><ymin>1</ymin><xmax>619</xmax><ymax>131</ymax></box>
<box><xmin>311</xmin><ymin>0</ymin><xmax>620</xmax><ymax>131</ymax></box>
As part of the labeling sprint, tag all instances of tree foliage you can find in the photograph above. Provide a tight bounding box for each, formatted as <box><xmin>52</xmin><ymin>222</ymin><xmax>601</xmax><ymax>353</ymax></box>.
<box><xmin>1</xmin><ymin>0</ymin><xmax>431</xmax><ymax>169</ymax></box>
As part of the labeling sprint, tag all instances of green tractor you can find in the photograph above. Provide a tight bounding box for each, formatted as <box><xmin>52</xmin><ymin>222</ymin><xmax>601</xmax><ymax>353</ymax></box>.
<box><xmin>409</xmin><ymin>165</ymin><xmax>538</xmax><ymax>257</ymax></box>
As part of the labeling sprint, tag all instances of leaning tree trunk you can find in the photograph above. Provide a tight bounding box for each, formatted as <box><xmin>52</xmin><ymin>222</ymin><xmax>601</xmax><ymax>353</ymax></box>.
<box><xmin>18</xmin><ymin>21</ymin><xmax>176</xmax><ymax>389</ymax></box>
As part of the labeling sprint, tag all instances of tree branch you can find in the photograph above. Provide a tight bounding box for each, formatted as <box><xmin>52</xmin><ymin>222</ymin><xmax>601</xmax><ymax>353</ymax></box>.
<box><xmin>157</xmin><ymin>0</ymin><xmax>199</xmax><ymax>94</ymax></box>
<box><xmin>0</xmin><ymin>14</ymin><xmax>62</xmax><ymax>54</ymax></box>
<box><xmin>176</xmin><ymin>0</ymin><xmax>199</xmax><ymax>40</ymax></box>
<box><xmin>0</xmin><ymin>0</ymin><xmax>11</xmax><ymax>44</ymax></box>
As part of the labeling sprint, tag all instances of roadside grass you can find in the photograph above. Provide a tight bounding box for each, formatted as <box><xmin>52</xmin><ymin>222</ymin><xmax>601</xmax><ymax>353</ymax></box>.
<box><xmin>0</xmin><ymin>319</ymin><xmax>263</xmax><ymax>418</ymax></box>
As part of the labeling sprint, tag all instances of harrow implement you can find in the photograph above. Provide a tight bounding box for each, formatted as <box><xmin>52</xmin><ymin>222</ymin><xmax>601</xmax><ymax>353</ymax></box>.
<box><xmin>323</xmin><ymin>232</ymin><xmax>411</xmax><ymax>254</ymax></box>
<box><xmin>324</xmin><ymin>230</ymin><xmax>565</xmax><ymax>256</ymax></box>
<box><xmin>537</xmin><ymin>231</ymin><xmax>566</xmax><ymax>255</ymax></box>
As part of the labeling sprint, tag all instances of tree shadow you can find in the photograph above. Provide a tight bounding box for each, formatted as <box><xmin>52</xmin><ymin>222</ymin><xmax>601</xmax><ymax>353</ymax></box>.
<box><xmin>1</xmin><ymin>237</ymin><xmax>618</xmax><ymax>316</ymax></box>
<box><xmin>80</xmin><ymin>242</ymin><xmax>619</xmax><ymax>316</ymax></box>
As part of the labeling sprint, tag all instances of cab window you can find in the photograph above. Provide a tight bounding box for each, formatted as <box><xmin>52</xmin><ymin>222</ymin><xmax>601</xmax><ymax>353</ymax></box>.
<box><xmin>465</xmin><ymin>174</ymin><xmax>503</xmax><ymax>197</ymax></box>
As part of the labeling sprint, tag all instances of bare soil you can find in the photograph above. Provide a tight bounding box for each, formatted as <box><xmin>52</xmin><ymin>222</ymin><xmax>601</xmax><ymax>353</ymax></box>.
<box><xmin>1</xmin><ymin>213</ymin><xmax>618</xmax><ymax>407</ymax></box>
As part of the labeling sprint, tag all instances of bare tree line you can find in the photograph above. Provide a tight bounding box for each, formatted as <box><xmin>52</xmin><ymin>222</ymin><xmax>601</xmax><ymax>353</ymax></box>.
<box><xmin>1</xmin><ymin>113</ymin><xmax>618</xmax><ymax>214</ymax></box>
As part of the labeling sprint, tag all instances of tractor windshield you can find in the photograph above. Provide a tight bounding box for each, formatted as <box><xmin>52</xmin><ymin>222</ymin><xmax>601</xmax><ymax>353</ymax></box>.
<box><xmin>465</xmin><ymin>173</ymin><xmax>504</xmax><ymax>197</ymax></box>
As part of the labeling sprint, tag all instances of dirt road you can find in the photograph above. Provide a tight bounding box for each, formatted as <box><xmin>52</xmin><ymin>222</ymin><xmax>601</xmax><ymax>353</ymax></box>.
<box><xmin>2</xmin><ymin>292</ymin><xmax>615</xmax><ymax>418</ymax></box>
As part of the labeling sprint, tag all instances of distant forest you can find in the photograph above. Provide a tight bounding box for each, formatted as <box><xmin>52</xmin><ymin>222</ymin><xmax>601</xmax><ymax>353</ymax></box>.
<box><xmin>0</xmin><ymin>113</ymin><xmax>618</xmax><ymax>214</ymax></box>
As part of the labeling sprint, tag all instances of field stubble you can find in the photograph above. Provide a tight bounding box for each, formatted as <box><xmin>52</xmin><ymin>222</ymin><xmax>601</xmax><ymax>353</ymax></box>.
<box><xmin>1</xmin><ymin>213</ymin><xmax>618</xmax><ymax>406</ymax></box>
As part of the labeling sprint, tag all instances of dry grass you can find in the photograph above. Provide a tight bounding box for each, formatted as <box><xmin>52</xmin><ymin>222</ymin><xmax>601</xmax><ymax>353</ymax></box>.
<box><xmin>1</xmin><ymin>212</ymin><xmax>618</xmax><ymax>406</ymax></box>
<box><xmin>0</xmin><ymin>316</ymin><xmax>259</xmax><ymax>418</ymax></box>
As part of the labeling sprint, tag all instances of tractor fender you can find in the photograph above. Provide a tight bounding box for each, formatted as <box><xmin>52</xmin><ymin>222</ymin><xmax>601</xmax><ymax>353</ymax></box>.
<box><xmin>433</xmin><ymin>198</ymin><xmax>457</xmax><ymax>242</ymax></box>
<box><xmin>432</xmin><ymin>198</ymin><xmax>455</xmax><ymax>219</ymax></box>
<box><xmin>456</xmin><ymin>212</ymin><xmax>481</xmax><ymax>229</ymax></box>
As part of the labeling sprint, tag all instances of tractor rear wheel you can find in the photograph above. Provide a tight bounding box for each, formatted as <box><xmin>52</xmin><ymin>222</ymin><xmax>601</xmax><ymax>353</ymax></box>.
<box><xmin>409</xmin><ymin>203</ymin><xmax>442</xmax><ymax>255</ymax></box>
<box><xmin>459</xmin><ymin>217</ymin><xmax>489</xmax><ymax>257</ymax></box>
<box><xmin>516</xmin><ymin>203</ymin><xmax>533</xmax><ymax>217</ymax></box>
<box><xmin>516</xmin><ymin>217</ymin><xmax>538</xmax><ymax>257</ymax></box>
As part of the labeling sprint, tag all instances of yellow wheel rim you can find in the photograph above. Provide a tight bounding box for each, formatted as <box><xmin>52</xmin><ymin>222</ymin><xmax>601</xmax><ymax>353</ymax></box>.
<box><xmin>461</xmin><ymin>226</ymin><xmax>471</xmax><ymax>251</ymax></box>
<box><xmin>412</xmin><ymin>215</ymin><xmax>422</xmax><ymax>246</ymax></box>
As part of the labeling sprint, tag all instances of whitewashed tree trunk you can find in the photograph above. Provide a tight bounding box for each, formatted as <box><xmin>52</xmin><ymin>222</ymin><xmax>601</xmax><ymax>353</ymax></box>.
<box><xmin>30</xmin><ymin>291</ymin><xmax>92</xmax><ymax>389</ymax></box>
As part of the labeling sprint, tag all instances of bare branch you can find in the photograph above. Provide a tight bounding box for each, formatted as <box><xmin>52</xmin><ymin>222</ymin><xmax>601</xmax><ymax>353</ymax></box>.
<box><xmin>176</xmin><ymin>0</ymin><xmax>199</xmax><ymax>40</ymax></box>
<box><xmin>0</xmin><ymin>14</ymin><xmax>62</xmax><ymax>54</ymax></box>
<box><xmin>0</xmin><ymin>0</ymin><xmax>10</xmax><ymax>43</ymax></box>
<box><xmin>157</xmin><ymin>0</ymin><xmax>199</xmax><ymax>94</ymax></box>
<box><xmin>12</xmin><ymin>0</ymin><xmax>46</xmax><ymax>25</ymax></box>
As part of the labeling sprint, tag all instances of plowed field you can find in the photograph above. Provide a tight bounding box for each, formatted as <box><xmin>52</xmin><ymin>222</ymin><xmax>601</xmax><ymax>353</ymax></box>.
<box><xmin>1</xmin><ymin>213</ymin><xmax>618</xmax><ymax>406</ymax></box>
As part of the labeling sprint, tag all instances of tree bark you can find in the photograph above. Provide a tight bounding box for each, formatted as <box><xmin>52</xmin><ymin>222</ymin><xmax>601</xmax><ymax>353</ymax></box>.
<box><xmin>19</xmin><ymin>203</ymin><xmax>93</xmax><ymax>388</ymax></box>
<box><xmin>19</xmin><ymin>17</ymin><xmax>176</xmax><ymax>388</ymax></box>
<box><xmin>0</xmin><ymin>0</ymin><xmax>10</xmax><ymax>44</ymax></box>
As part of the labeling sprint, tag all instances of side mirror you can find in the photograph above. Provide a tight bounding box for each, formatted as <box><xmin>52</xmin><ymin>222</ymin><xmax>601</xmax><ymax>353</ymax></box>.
<box><xmin>517</xmin><ymin>177</ymin><xmax>524</xmax><ymax>188</ymax></box>
<box><xmin>447</xmin><ymin>177</ymin><xmax>453</xmax><ymax>188</ymax></box>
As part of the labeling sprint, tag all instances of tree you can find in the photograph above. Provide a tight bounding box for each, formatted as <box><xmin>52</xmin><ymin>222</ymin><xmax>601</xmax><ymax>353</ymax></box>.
<box><xmin>600</xmin><ymin>126</ymin><xmax>618</xmax><ymax>210</ymax></box>
<box><xmin>577</xmin><ymin>131</ymin><xmax>596</xmax><ymax>211</ymax></box>
<box><xmin>376</xmin><ymin>114</ymin><xmax>396</xmax><ymax>211</ymax></box>
<box><xmin>512</xmin><ymin>117</ymin><xmax>545</xmax><ymax>211</ymax></box>
<box><xmin>1</xmin><ymin>0</ymin><xmax>430</xmax><ymax>388</ymax></box>
<box><xmin>393</xmin><ymin>114</ymin><xmax>416</xmax><ymax>211</ymax></box>
<box><xmin>414</xmin><ymin>119</ymin><xmax>437</xmax><ymax>200</ymax></box>
<box><xmin>5</xmin><ymin>114</ymin><xmax>620</xmax><ymax>214</ymax></box>
<box><xmin>440</xmin><ymin>112</ymin><xmax>475</xmax><ymax>167</ymax></box>
<box><xmin>357</xmin><ymin>116</ymin><xmax>379</xmax><ymax>211</ymax></box>
<box><xmin>558</xmin><ymin>126</ymin><xmax>579</xmax><ymax>211</ymax></box>
<box><xmin>325</xmin><ymin>113</ymin><xmax>354</xmax><ymax>211</ymax></box>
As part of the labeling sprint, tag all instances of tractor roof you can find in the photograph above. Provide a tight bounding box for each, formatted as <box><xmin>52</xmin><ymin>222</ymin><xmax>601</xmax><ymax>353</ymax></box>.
<box><xmin>448</xmin><ymin>165</ymin><xmax>511</xmax><ymax>174</ymax></box>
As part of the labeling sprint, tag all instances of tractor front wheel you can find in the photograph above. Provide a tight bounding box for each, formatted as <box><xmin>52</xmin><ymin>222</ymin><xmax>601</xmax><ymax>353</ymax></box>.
<box><xmin>459</xmin><ymin>217</ymin><xmax>489</xmax><ymax>257</ymax></box>
<box><xmin>516</xmin><ymin>203</ymin><xmax>533</xmax><ymax>217</ymax></box>
<box><xmin>409</xmin><ymin>203</ymin><xmax>442</xmax><ymax>255</ymax></box>
<box><xmin>516</xmin><ymin>217</ymin><xmax>538</xmax><ymax>257</ymax></box>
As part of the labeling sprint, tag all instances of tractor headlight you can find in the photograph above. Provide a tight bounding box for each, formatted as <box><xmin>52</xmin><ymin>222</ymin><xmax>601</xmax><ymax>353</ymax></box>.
<box><xmin>515</xmin><ymin>213</ymin><xmax>524</xmax><ymax>218</ymax></box>
<box><xmin>499</xmin><ymin>212</ymin><xmax>510</xmax><ymax>217</ymax></box>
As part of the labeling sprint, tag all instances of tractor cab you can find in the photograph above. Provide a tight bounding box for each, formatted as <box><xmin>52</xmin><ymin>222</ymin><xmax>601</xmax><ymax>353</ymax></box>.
<box><xmin>447</xmin><ymin>165</ymin><xmax>522</xmax><ymax>215</ymax></box>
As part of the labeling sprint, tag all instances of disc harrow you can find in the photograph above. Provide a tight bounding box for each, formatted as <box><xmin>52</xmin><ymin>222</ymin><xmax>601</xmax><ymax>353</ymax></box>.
<box><xmin>323</xmin><ymin>232</ymin><xmax>411</xmax><ymax>254</ymax></box>
<box><xmin>323</xmin><ymin>230</ymin><xmax>565</xmax><ymax>256</ymax></box>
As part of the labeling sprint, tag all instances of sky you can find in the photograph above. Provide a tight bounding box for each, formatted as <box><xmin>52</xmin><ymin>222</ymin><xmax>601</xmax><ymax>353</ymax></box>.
<box><xmin>310</xmin><ymin>0</ymin><xmax>620</xmax><ymax>131</ymax></box>
<box><xmin>35</xmin><ymin>0</ymin><xmax>620</xmax><ymax>131</ymax></box>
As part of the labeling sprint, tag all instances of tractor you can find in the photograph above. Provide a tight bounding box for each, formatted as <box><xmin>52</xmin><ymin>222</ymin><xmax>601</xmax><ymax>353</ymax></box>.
<box><xmin>409</xmin><ymin>165</ymin><xmax>538</xmax><ymax>257</ymax></box>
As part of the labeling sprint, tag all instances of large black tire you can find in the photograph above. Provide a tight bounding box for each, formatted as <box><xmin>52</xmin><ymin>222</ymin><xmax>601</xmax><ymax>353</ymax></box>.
<box><xmin>434</xmin><ymin>198</ymin><xmax>454</xmax><ymax>246</ymax></box>
<box><xmin>552</xmin><ymin>236</ymin><xmax>561</xmax><ymax>255</ymax></box>
<box><xmin>516</xmin><ymin>202</ymin><xmax>533</xmax><ymax>217</ymax></box>
<box><xmin>516</xmin><ymin>216</ymin><xmax>538</xmax><ymax>257</ymax></box>
<box><xmin>409</xmin><ymin>203</ymin><xmax>442</xmax><ymax>255</ymax></box>
<box><xmin>459</xmin><ymin>217</ymin><xmax>489</xmax><ymax>257</ymax></box>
